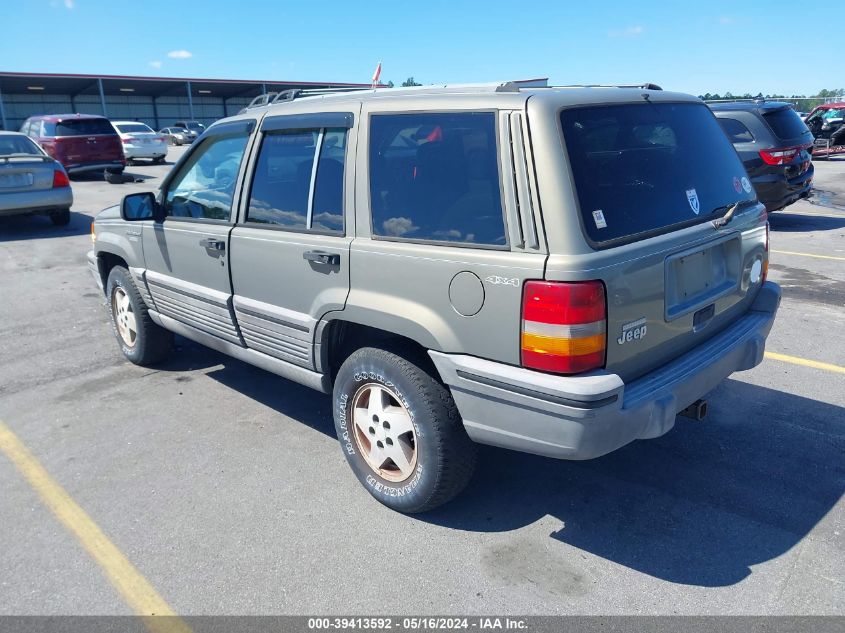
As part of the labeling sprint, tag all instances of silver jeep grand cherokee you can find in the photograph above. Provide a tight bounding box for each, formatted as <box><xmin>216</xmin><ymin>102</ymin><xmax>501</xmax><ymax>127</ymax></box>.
<box><xmin>87</xmin><ymin>82</ymin><xmax>780</xmax><ymax>513</ymax></box>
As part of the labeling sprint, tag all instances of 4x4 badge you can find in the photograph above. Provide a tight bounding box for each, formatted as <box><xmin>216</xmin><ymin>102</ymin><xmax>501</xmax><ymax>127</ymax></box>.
<box><xmin>485</xmin><ymin>275</ymin><xmax>519</xmax><ymax>287</ymax></box>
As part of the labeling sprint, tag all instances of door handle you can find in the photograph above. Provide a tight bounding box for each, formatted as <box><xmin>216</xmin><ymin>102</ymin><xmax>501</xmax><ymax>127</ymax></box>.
<box><xmin>199</xmin><ymin>238</ymin><xmax>225</xmax><ymax>251</ymax></box>
<box><xmin>303</xmin><ymin>250</ymin><xmax>340</xmax><ymax>266</ymax></box>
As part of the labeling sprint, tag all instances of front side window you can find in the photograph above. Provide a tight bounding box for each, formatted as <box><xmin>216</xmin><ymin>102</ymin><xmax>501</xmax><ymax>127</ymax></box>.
<box><xmin>369</xmin><ymin>112</ymin><xmax>505</xmax><ymax>246</ymax></box>
<box><xmin>164</xmin><ymin>133</ymin><xmax>249</xmax><ymax>221</ymax></box>
<box><xmin>246</xmin><ymin>127</ymin><xmax>346</xmax><ymax>233</ymax></box>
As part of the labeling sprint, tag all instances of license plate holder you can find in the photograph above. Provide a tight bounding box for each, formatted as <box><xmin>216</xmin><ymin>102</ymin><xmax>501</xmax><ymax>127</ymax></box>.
<box><xmin>665</xmin><ymin>236</ymin><xmax>741</xmax><ymax>321</ymax></box>
<box><xmin>0</xmin><ymin>172</ymin><xmax>34</xmax><ymax>188</ymax></box>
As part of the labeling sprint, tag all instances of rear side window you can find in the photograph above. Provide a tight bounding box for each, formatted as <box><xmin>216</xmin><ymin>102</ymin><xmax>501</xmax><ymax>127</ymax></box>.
<box><xmin>55</xmin><ymin>119</ymin><xmax>116</xmax><ymax>136</ymax></box>
<box><xmin>717</xmin><ymin>118</ymin><xmax>755</xmax><ymax>143</ymax></box>
<box><xmin>561</xmin><ymin>102</ymin><xmax>754</xmax><ymax>246</ymax></box>
<box><xmin>763</xmin><ymin>109</ymin><xmax>810</xmax><ymax>140</ymax></box>
<box><xmin>246</xmin><ymin>128</ymin><xmax>346</xmax><ymax>233</ymax></box>
<box><xmin>369</xmin><ymin>112</ymin><xmax>505</xmax><ymax>246</ymax></box>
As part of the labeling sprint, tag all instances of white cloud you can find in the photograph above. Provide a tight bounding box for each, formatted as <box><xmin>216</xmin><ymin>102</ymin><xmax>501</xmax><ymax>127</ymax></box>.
<box><xmin>719</xmin><ymin>16</ymin><xmax>735</xmax><ymax>25</ymax></box>
<box><xmin>167</xmin><ymin>50</ymin><xmax>193</xmax><ymax>59</ymax></box>
<box><xmin>609</xmin><ymin>25</ymin><xmax>644</xmax><ymax>38</ymax></box>
<box><xmin>149</xmin><ymin>60</ymin><xmax>162</xmax><ymax>69</ymax></box>
<box><xmin>64</xmin><ymin>0</ymin><xmax>74</xmax><ymax>8</ymax></box>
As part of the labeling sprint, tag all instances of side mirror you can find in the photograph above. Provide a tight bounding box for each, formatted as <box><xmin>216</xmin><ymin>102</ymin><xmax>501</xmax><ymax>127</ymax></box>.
<box><xmin>121</xmin><ymin>192</ymin><xmax>163</xmax><ymax>222</ymax></box>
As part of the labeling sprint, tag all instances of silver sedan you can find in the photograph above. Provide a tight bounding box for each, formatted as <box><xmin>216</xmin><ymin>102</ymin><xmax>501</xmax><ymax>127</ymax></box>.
<box><xmin>0</xmin><ymin>131</ymin><xmax>73</xmax><ymax>225</ymax></box>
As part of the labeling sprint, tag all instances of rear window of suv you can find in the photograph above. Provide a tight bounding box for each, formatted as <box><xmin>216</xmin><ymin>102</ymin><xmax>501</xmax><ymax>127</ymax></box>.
<box><xmin>560</xmin><ymin>102</ymin><xmax>754</xmax><ymax>247</ymax></box>
<box><xmin>49</xmin><ymin>119</ymin><xmax>116</xmax><ymax>136</ymax></box>
<box><xmin>762</xmin><ymin>108</ymin><xmax>810</xmax><ymax>140</ymax></box>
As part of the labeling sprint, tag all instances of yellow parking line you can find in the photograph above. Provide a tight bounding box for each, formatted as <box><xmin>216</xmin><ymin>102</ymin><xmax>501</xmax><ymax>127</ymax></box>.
<box><xmin>0</xmin><ymin>420</ymin><xmax>192</xmax><ymax>633</ymax></box>
<box><xmin>765</xmin><ymin>352</ymin><xmax>845</xmax><ymax>375</ymax></box>
<box><xmin>771</xmin><ymin>249</ymin><xmax>845</xmax><ymax>262</ymax></box>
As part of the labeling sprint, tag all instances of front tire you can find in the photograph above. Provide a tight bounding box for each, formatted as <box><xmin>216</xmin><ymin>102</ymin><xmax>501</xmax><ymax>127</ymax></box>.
<box><xmin>106</xmin><ymin>266</ymin><xmax>173</xmax><ymax>366</ymax></box>
<box><xmin>333</xmin><ymin>346</ymin><xmax>476</xmax><ymax>513</ymax></box>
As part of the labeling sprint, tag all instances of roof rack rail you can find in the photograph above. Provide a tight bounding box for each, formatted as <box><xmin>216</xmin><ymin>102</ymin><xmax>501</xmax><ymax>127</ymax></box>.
<box><xmin>261</xmin><ymin>81</ymin><xmax>521</xmax><ymax>106</ymax></box>
<box><xmin>270</xmin><ymin>86</ymin><xmax>374</xmax><ymax>104</ymax></box>
<box><xmin>551</xmin><ymin>83</ymin><xmax>663</xmax><ymax>91</ymax></box>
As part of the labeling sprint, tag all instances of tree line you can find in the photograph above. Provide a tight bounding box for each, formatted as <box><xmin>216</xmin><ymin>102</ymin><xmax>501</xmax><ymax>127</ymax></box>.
<box><xmin>699</xmin><ymin>88</ymin><xmax>844</xmax><ymax>110</ymax></box>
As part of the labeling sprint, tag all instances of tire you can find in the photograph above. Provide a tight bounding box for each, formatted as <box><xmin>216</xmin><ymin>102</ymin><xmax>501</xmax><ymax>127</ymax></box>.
<box><xmin>49</xmin><ymin>209</ymin><xmax>70</xmax><ymax>226</ymax></box>
<box><xmin>105</xmin><ymin>169</ymin><xmax>124</xmax><ymax>184</ymax></box>
<box><xmin>333</xmin><ymin>346</ymin><xmax>477</xmax><ymax>513</ymax></box>
<box><xmin>106</xmin><ymin>266</ymin><xmax>173</xmax><ymax>366</ymax></box>
<box><xmin>126</xmin><ymin>158</ymin><xmax>136</xmax><ymax>166</ymax></box>
<box><xmin>153</xmin><ymin>155</ymin><xmax>165</xmax><ymax>164</ymax></box>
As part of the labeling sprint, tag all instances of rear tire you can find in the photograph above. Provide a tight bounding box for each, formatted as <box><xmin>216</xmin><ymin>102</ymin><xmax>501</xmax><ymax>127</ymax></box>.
<box><xmin>106</xmin><ymin>266</ymin><xmax>173</xmax><ymax>366</ymax></box>
<box><xmin>332</xmin><ymin>346</ymin><xmax>476</xmax><ymax>513</ymax></box>
<box><xmin>49</xmin><ymin>209</ymin><xmax>70</xmax><ymax>226</ymax></box>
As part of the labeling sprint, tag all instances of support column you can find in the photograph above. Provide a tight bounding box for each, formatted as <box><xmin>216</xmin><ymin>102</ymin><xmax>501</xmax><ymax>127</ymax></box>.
<box><xmin>222</xmin><ymin>97</ymin><xmax>229</xmax><ymax>118</ymax></box>
<box><xmin>97</xmin><ymin>78</ymin><xmax>108</xmax><ymax>117</ymax></box>
<box><xmin>0</xmin><ymin>83</ymin><xmax>7</xmax><ymax>131</ymax></box>
<box><xmin>152</xmin><ymin>97</ymin><xmax>160</xmax><ymax>130</ymax></box>
<box><xmin>186</xmin><ymin>81</ymin><xmax>194</xmax><ymax>121</ymax></box>
<box><xmin>261</xmin><ymin>83</ymin><xmax>267</xmax><ymax>95</ymax></box>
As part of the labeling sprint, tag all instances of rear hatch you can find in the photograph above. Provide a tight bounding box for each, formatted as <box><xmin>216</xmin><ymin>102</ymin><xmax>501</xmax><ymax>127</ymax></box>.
<box><xmin>759</xmin><ymin>106</ymin><xmax>813</xmax><ymax>179</ymax></box>
<box><xmin>0</xmin><ymin>136</ymin><xmax>56</xmax><ymax>192</ymax></box>
<box><xmin>49</xmin><ymin>118</ymin><xmax>123</xmax><ymax>166</ymax></box>
<box><xmin>549</xmin><ymin>100</ymin><xmax>768</xmax><ymax>382</ymax></box>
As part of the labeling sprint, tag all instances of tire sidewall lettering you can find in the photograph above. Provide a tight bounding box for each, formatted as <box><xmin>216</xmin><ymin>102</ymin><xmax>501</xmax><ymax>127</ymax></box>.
<box><xmin>337</xmin><ymin>366</ymin><xmax>426</xmax><ymax>499</ymax></box>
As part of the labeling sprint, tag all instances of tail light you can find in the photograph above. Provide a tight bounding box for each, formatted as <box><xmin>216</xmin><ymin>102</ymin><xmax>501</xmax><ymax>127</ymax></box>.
<box><xmin>759</xmin><ymin>146</ymin><xmax>800</xmax><ymax>165</ymax></box>
<box><xmin>52</xmin><ymin>169</ymin><xmax>70</xmax><ymax>188</ymax></box>
<box><xmin>521</xmin><ymin>280</ymin><xmax>607</xmax><ymax>374</ymax></box>
<box><xmin>121</xmin><ymin>137</ymin><xmax>136</xmax><ymax>144</ymax></box>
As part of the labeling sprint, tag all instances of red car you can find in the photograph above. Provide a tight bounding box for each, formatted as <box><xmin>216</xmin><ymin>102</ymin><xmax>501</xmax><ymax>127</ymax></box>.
<box><xmin>804</xmin><ymin>102</ymin><xmax>845</xmax><ymax>156</ymax></box>
<box><xmin>19</xmin><ymin>113</ymin><xmax>125</xmax><ymax>182</ymax></box>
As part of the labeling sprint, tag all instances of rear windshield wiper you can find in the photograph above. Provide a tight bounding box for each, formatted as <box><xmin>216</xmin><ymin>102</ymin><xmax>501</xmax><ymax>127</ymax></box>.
<box><xmin>711</xmin><ymin>202</ymin><xmax>741</xmax><ymax>229</ymax></box>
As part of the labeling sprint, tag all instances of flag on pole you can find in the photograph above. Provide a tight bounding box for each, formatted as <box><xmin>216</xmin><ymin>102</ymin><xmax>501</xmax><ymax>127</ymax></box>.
<box><xmin>371</xmin><ymin>61</ymin><xmax>382</xmax><ymax>88</ymax></box>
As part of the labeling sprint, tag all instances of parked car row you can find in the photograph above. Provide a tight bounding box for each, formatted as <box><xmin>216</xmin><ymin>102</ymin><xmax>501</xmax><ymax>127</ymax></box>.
<box><xmin>2</xmin><ymin>114</ymin><xmax>206</xmax><ymax>225</ymax></box>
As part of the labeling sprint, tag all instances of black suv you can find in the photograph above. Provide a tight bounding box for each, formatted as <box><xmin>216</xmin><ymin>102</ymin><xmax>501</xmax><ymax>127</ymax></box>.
<box><xmin>710</xmin><ymin>101</ymin><xmax>813</xmax><ymax>212</ymax></box>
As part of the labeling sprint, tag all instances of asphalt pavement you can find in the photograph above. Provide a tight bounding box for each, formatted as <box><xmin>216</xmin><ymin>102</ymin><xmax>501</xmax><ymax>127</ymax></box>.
<box><xmin>0</xmin><ymin>147</ymin><xmax>842</xmax><ymax>616</ymax></box>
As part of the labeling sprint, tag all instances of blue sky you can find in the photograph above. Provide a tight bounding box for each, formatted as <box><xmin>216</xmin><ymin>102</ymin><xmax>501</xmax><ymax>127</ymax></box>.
<box><xmin>3</xmin><ymin>0</ymin><xmax>835</xmax><ymax>96</ymax></box>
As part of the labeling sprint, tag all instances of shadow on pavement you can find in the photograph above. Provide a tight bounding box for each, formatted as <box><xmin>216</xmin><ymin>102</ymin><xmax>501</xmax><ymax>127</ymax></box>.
<box><xmin>174</xmin><ymin>339</ymin><xmax>336</xmax><ymax>438</ymax></box>
<box><xmin>0</xmin><ymin>210</ymin><xmax>92</xmax><ymax>241</ymax></box>
<box><xmin>150</xmin><ymin>339</ymin><xmax>845</xmax><ymax>588</ymax></box>
<box><xmin>419</xmin><ymin>378</ymin><xmax>844</xmax><ymax>587</ymax></box>
<box><xmin>769</xmin><ymin>210</ymin><xmax>845</xmax><ymax>233</ymax></box>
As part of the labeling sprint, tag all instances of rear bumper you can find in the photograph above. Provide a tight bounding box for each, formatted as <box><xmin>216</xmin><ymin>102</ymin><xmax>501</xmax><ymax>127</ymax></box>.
<box><xmin>124</xmin><ymin>145</ymin><xmax>167</xmax><ymax>159</ymax></box>
<box><xmin>753</xmin><ymin>165</ymin><xmax>814</xmax><ymax>211</ymax></box>
<box><xmin>430</xmin><ymin>282</ymin><xmax>781</xmax><ymax>460</ymax></box>
<box><xmin>0</xmin><ymin>187</ymin><xmax>73</xmax><ymax>215</ymax></box>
